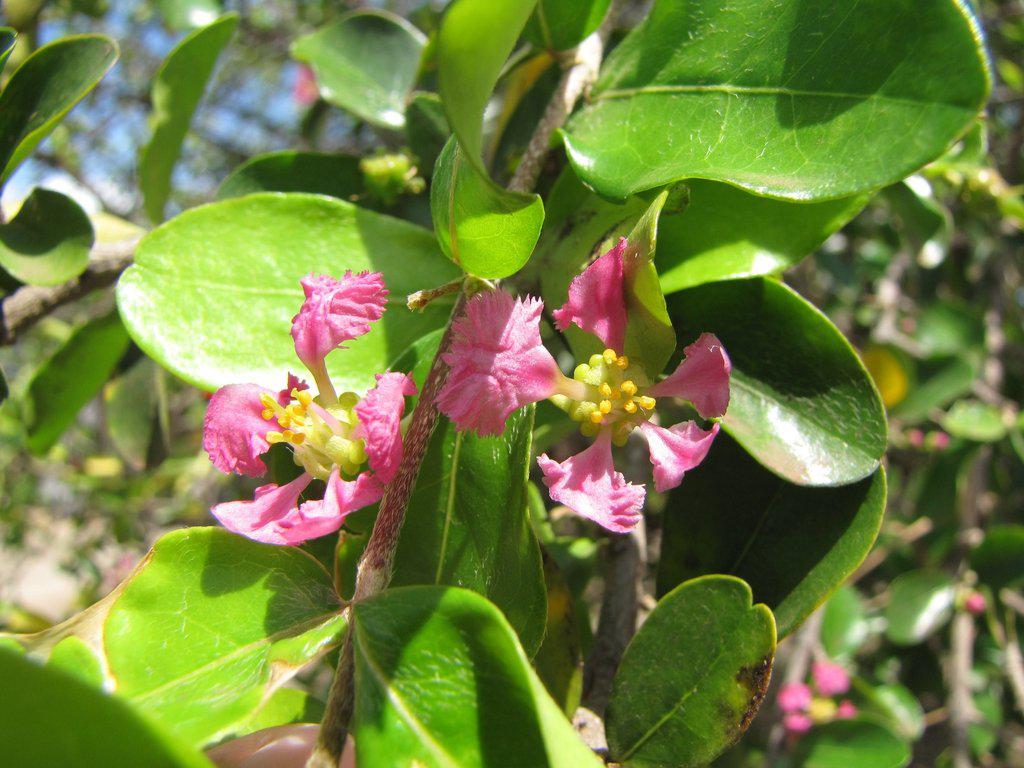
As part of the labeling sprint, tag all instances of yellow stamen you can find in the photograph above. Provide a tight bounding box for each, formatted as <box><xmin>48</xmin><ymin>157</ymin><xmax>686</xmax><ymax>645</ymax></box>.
<box><xmin>282</xmin><ymin>430</ymin><xmax>295</xmax><ymax>441</ymax></box>
<box><xmin>602</xmin><ymin>348</ymin><xmax>617</xmax><ymax>364</ymax></box>
<box><xmin>266</xmin><ymin>430</ymin><xmax>286</xmax><ymax>444</ymax></box>
<box><xmin>294</xmin><ymin>389</ymin><xmax>313</xmax><ymax>408</ymax></box>
<box><xmin>620</xmin><ymin>380</ymin><xmax>637</xmax><ymax>397</ymax></box>
<box><xmin>589</xmin><ymin>353</ymin><xmax>604</xmax><ymax>367</ymax></box>
<box><xmin>291</xmin><ymin>432</ymin><xmax>305</xmax><ymax>445</ymax></box>
<box><xmin>624</xmin><ymin>400</ymin><xmax>638</xmax><ymax>414</ymax></box>
<box><xmin>599</xmin><ymin>382</ymin><xmax>613</xmax><ymax>398</ymax></box>
<box><xmin>278</xmin><ymin>415</ymin><xmax>291</xmax><ymax>428</ymax></box>
<box><xmin>580</xmin><ymin>421</ymin><xmax>600</xmax><ymax>437</ymax></box>
<box><xmin>638</xmin><ymin>396</ymin><xmax>656</xmax><ymax>410</ymax></box>
<box><xmin>599</xmin><ymin>400</ymin><xmax>612</xmax><ymax>414</ymax></box>
<box><xmin>261</xmin><ymin>408</ymin><xmax>275</xmax><ymax>420</ymax></box>
<box><xmin>616</xmin><ymin>355</ymin><xmax>629</xmax><ymax>369</ymax></box>
<box><xmin>589</xmin><ymin>411</ymin><xmax>604</xmax><ymax>425</ymax></box>
<box><xmin>573</xmin><ymin>363</ymin><xmax>591</xmax><ymax>380</ymax></box>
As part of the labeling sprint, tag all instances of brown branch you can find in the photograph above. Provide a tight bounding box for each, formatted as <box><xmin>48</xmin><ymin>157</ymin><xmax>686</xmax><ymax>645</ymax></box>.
<box><xmin>0</xmin><ymin>238</ymin><xmax>139</xmax><ymax>345</ymax></box>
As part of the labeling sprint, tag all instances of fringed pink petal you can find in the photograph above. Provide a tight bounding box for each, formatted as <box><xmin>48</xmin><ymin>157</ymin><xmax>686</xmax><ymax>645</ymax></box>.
<box><xmin>439</xmin><ymin>291</ymin><xmax>561</xmax><ymax>436</ymax></box>
<box><xmin>354</xmin><ymin>371</ymin><xmax>417</xmax><ymax>485</ymax></box>
<box><xmin>277</xmin><ymin>372</ymin><xmax>310</xmax><ymax>406</ymax></box>
<box><xmin>638</xmin><ymin>420</ymin><xmax>719</xmax><ymax>493</ymax></box>
<box><xmin>291</xmin><ymin>470</ymin><xmax>384</xmax><ymax>542</ymax></box>
<box><xmin>290</xmin><ymin>271</ymin><xmax>388</xmax><ymax>371</ymax></box>
<box><xmin>552</xmin><ymin>237</ymin><xmax>628</xmax><ymax>352</ymax></box>
<box><xmin>647</xmin><ymin>332</ymin><xmax>731</xmax><ymax>418</ymax></box>
<box><xmin>211</xmin><ymin>473</ymin><xmax>313</xmax><ymax>544</ymax></box>
<box><xmin>778</xmin><ymin>683</ymin><xmax>812</xmax><ymax>714</ymax></box>
<box><xmin>812</xmin><ymin>661</ymin><xmax>850</xmax><ymax>697</ymax></box>
<box><xmin>202</xmin><ymin>383</ymin><xmax>275</xmax><ymax>477</ymax></box>
<box><xmin>537</xmin><ymin>431</ymin><xmax>644</xmax><ymax>533</ymax></box>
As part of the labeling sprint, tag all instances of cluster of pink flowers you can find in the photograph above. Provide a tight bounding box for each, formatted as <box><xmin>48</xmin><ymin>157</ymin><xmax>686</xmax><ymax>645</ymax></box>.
<box><xmin>436</xmin><ymin>238</ymin><xmax>730</xmax><ymax>532</ymax></box>
<box><xmin>779</xmin><ymin>660</ymin><xmax>857</xmax><ymax>735</ymax></box>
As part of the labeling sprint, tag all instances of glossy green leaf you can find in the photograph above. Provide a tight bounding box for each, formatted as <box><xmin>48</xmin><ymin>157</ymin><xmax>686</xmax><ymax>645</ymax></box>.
<box><xmin>217</xmin><ymin>151</ymin><xmax>363</xmax><ymax>201</ymax></box>
<box><xmin>913</xmin><ymin>302</ymin><xmax>984</xmax><ymax>359</ymax></box>
<box><xmin>562</xmin><ymin>0</ymin><xmax>990</xmax><ymax>201</ymax></box>
<box><xmin>104</xmin><ymin>358</ymin><xmax>158</xmax><ymax>470</ymax></box>
<box><xmin>0</xmin><ymin>188</ymin><xmax>93</xmax><ymax>286</ymax></box>
<box><xmin>667</xmin><ymin>278</ymin><xmax>887</xmax><ymax>485</ymax></box>
<box><xmin>24</xmin><ymin>309</ymin><xmax>130</xmax><ymax>455</ymax></box>
<box><xmin>0</xmin><ymin>647</ymin><xmax>213</xmax><ymax>768</ymax></box>
<box><xmin>0</xmin><ymin>28</ymin><xmax>16</xmax><ymax>70</ymax></box>
<box><xmin>0</xmin><ymin>34</ymin><xmax>118</xmax><ymax>181</ymax></box>
<box><xmin>606</xmin><ymin>576</ymin><xmax>776</xmax><ymax>768</ymax></box>
<box><xmin>430</xmin><ymin>135</ymin><xmax>544</xmax><ymax>278</ymax></box>
<box><xmin>942</xmin><ymin>399</ymin><xmax>1008</xmax><ymax>442</ymax></box>
<box><xmin>524</xmin><ymin>0</ymin><xmax>610</xmax><ymax>51</ymax></box>
<box><xmin>820</xmin><ymin>585</ymin><xmax>869</xmax><ymax>660</ymax></box>
<box><xmin>970</xmin><ymin>525</ymin><xmax>1024</xmax><ymax>592</ymax></box>
<box><xmin>437</xmin><ymin>0</ymin><xmax>538</xmax><ymax>176</ymax></box>
<box><xmin>117</xmin><ymin>193</ymin><xmax>460</xmax><ymax>394</ymax></box>
<box><xmin>884</xmin><ymin>570</ymin><xmax>955</xmax><ymax>645</ymax></box>
<box><xmin>291</xmin><ymin>10</ymin><xmax>425</xmax><ymax>130</ymax></box>
<box><xmin>105</xmin><ymin>527</ymin><xmax>345</xmax><ymax>746</ymax></box>
<box><xmin>794</xmin><ymin>720</ymin><xmax>910</xmax><ymax>768</ymax></box>
<box><xmin>156</xmin><ymin>0</ymin><xmax>222</xmax><ymax>30</ymax></box>
<box><xmin>351</xmin><ymin>585</ymin><xmax>602</xmax><ymax>768</ymax></box>
<box><xmin>140</xmin><ymin>14</ymin><xmax>237</xmax><ymax>223</ymax></box>
<box><xmin>532</xmin><ymin>552</ymin><xmax>583</xmax><ymax>715</ymax></box>
<box><xmin>391</xmin><ymin>407</ymin><xmax>547</xmax><ymax>656</ymax></box>
<box><xmin>237</xmin><ymin>688</ymin><xmax>325</xmax><ymax>736</ymax></box>
<box><xmin>658</xmin><ymin>435</ymin><xmax>885</xmax><ymax>637</ymax></box>
<box><xmin>657</xmin><ymin>181</ymin><xmax>867</xmax><ymax>293</ymax></box>
<box><xmin>45</xmin><ymin>635</ymin><xmax>105</xmax><ymax>688</ymax></box>
<box><xmin>858</xmin><ymin>683</ymin><xmax>925</xmax><ymax>740</ymax></box>
<box><xmin>406</xmin><ymin>92</ymin><xmax>450</xmax><ymax>174</ymax></box>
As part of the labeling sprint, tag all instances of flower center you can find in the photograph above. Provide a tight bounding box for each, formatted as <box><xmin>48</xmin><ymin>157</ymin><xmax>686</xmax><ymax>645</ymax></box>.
<box><xmin>564</xmin><ymin>349</ymin><xmax>656</xmax><ymax>446</ymax></box>
<box><xmin>259</xmin><ymin>388</ymin><xmax>368</xmax><ymax>481</ymax></box>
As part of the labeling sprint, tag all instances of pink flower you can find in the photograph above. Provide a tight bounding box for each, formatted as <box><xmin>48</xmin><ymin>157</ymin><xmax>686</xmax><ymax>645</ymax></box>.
<box><xmin>812</xmin><ymin>661</ymin><xmax>851</xmax><ymax>697</ymax></box>
<box><xmin>778</xmin><ymin>682</ymin><xmax>813</xmax><ymax>714</ymax></box>
<box><xmin>202</xmin><ymin>272</ymin><xmax>415</xmax><ymax>545</ymax></box>
<box><xmin>437</xmin><ymin>238</ymin><xmax>730</xmax><ymax>534</ymax></box>
<box><xmin>293</xmin><ymin>64</ymin><xmax>319</xmax><ymax>106</ymax></box>
<box><xmin>783</xmin><ymin>713</ymin><xmax>813</xmax><ymax>735</ymax></box>
<box><xmin>835</xmin><ymin>700</ymin><xmax>858</xmax><ymax>720</ymax></box>
<box><xmin>965</xmin><ymin>591</ymin><xmax>986</xmax><ymax>615</ymax></box>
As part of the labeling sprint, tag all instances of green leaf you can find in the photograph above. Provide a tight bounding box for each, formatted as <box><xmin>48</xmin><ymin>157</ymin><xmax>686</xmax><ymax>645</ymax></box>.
<box><xmin>667</xmin><ymin>278</ymin><xmax>887</xmax><ymax>485</ymax></box>
<box><xmin>140</xmin><ymin>14</ymin><xmax>237</xmax><ymax>223</ymax></box>
<box><xmin>0</xmin><ymin>647</ymin><xmax>213</xmax><ymax>768</ymax></box>
<box><xmin>657</xmin><ymin>181</ymin><xmax>867</xmax><ymax>294</ymax></box>
<box><xmin>24</xmin><ymin>309</ymin><xmax>130</xmax><ymax>455</ymax></box>
<box><xmin>45</xmin><ymin>635</ymin><xmax>105</xmax><ymax>688</ymax></box>
<box><xmin>942</xmin><ymin>399</ymin><xmax>1008</xmax><ymax>442</ymax></box>
<box><xmin>116</xmin><ymin>193</ymin><xmax>460</xmax><ymax>394</ymax></box>
<box><xmin>883</xmin><ymin>570</ymin><xmax>955</xmax><ymax>646</ymax></box>
<box><xmin>533</xmin><ymin>552</ymin><xmax>583</xmax><ymax>715</ymax></box>
<box><xmin>657</xmin><ymin>434</ymin><xmax>885</xmax><ymax>638</ymax></box>
<box><xmin>970</xmin><ymin>525</ymin><xmax>1024</xmax><ymax>592</ymax></box>
<box><xmin>913</xmin><ymin>302</ymin><xmax>984</xmax><ymax>359</ymax></box>
<box><xmin>216</xmin><ymin>151</ymin><xmax>363</xmax><ymax>201</ymax></box>
<box><xmin>104</xmin><ymin>358</ymin><xmax>158</xmax><ymax>470</ymax></box>
<box><xmin>391</xmin><ymin>407</ymin><xmax>547</xmax><ymax>656</ymax></box>
<box><xmin>156</xmin><ymin>0</ymin><xmax>222</xmax><ymax>30</ymax></box>
<box><xmin>820</xmin><ymin>585</ymin><xmax>869</xmax><ymax>660</ymax></box>
<box><xmin>291</xmin><ymin>10</ymin><xmax>425</xmax><ymax>130</ymax></box>
<box><xmin>0</xmin><ymin>188</ymin><xmax>93</xmax><ymax>286</ymax></box>
<box><xmin>605</xmin><ymin>576</ymin><xmax>776</xmax><ymax>768</ymax></box>
<box><xmin>406</xmin><ymin>92</ymin><xmax>451</xmax><ymax>174</ymax></box>
<box><xmin>105</xmin><ymin>527</ymin><xmax>345</xmax><ymax>746</ymax></box>
<box><xmin>0</xmin><ymin>28</ymin><xmax>16</xmax><ymax>71</ymax></box>
<box><xmin>351</xmin><ymin>585</ymin><xmax>602</xmax><ymax>768</ymax></box>
<box><xmin>562</xmin><ymin>0</ymin><xmax>990</xmax><ymax>201</ymax></box>
<box><xmin>430</xmin><ymin>135</ymin><xmax>544</xmax><ymax>278</ymax></box>
<box><xmin>236</xmin><ymin>688</ymin><xmax>325</xmax><ymax>737</ymax></box>
<box><xmin>794</xmin><ymin>720</ymin><xmax>910</xmax><ymax>768</ymax></box>
<box><xmin>0</xmin><ymin>34</ymin><xmax>118</xmax><ymax>182</ymax></box>
<box><xmin>889</xmin><ymin>358</ymin><xmax>977</xmax><ymax>422</ymax></box>
<box><xmin>857</xmin><ymin>683</ymin><xmax>925</xmax><ymax>740</ymax></box>
<box><xmin>524</xmin><ymin>0</ymin><xmax>610</xmax><ymax>51</ymax></box>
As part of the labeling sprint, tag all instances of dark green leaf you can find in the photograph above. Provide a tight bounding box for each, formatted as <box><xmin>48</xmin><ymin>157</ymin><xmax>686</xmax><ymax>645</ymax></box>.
<box><xmin>216</xmin><ymin>151</ymin><xmax>363</xmax><ymax>201</ymax></box>
<box><xmin>884</xmin><ymin>570</ymin><xmax>955</xmax><ymax>645</ymax></box>
<box><xmin>970</xmin><ymin>525</ymin><xmax>1024</xmax><ymax>593</ymax></box>
<box><xmin>889</xmin><ymin>358</ymin><xmax>977</xmax><ymax>422</ymax></box>
<box><xmin>857</xmin><ymin>683</ymin><xmax>925</xmax><ymax>741</ymax></box>
<box><xmin>532</xmin><ymin>552</ymin><xmax>583</xmax><ymax>715</ymax></box>
<box><xmin>24</xmin><ymin>309</ymin><xmax>130</xmax><ymax>455</ymax></box>
<box><xmin>794</xmin><ymin>720</ymin><xmax>910</xmax><ymax>768</ymax></box>
<box><xmin>820</xmin><ymin>585</ymin><xmax>869</xmax><ymax>660</ymax></box>
<box><xmin>0</xmin><ymin>28</ymin><xmax>17</xmax><ymax>71</ymax></box>
<box><xmin>391</xmin><ymin>407</ymin><xmax>547</xmax><ymax>656</ymax></box>
<box><xmin>0</xmin><ymin>188</ymin><xmax>93</xmax><ymax>286</ymax></box>
<box><xmin>524</xmin><ymin>0</ymin><xmax>611</xmax><ymax>51</ymax></box>
<box><xmin>351</xmin><ymin>585</ymin><xmax>602</xmax><ymax>767</ymax></box>
<box><xmin>658</xmin><ymin>434</ymin><xmax>885</xmax><ymax>637</ymax></box>
<box><xmin>667</xmin><ymin>278</ymin><xmax>887</xmax><ymax>485</ymax></box>
<box><xmin>606</xmin><ymin>576</ymin><xmax>775</xmax><ymax>768</ymax></box>
<box><xmin>942</xmin><ymin>399</ymin><xmax>1007</xmax><ymax>442</ymax></box>
<box><xmin>104</xmin><ymin>358</ymin><xmax>158</xmax><ymax>470</ymax></box>
<box><xmin>156</xmin><ymin>0</ymin><xmax>222</xmax><ymax>30</ymax></box>
<box><xmin>0</xmin><ymin>647</ymin><xmax>213</xmax><ymax>768</ymax></box>
<box><xmin>105</xmin><ymin>527</ymin><xmax>345</xmax><ymax>746</ymax></box>
<box><xmin>116</xmin><ymin>193</ymin><xmax>460</xmax><ymax>394</ymax></box>
<box><xmin>140</xmin><ymin>14</ymin><xmax>237</xmax><ymax>223</ymax></box>
<box><xmin>913</xmin><ymin>302</ymin><xmax>984</xmax><ymax>359</ymax></box>
<box><xmin>562</xmin><ymin>0</ymin><xmax>990</xmax><ymax>201</ymax></box>
<box><xmin>430</xmin><ymin>135</ymin><xmax>544</xmax><ymax>278</ymax></box>
<box><xmin>0</xmin><ymin>34</ymin><xmax>118</xmax><ymax>181</ymax></box>
<box><xmin>405</xmin><ymin>92</ymin><xmax>451</xmax><ymax>174</ymax></box>
<box><xmin>291</xmin><ymin>10</ymin><xmax>425</xmax><ymax>130</ymax></box>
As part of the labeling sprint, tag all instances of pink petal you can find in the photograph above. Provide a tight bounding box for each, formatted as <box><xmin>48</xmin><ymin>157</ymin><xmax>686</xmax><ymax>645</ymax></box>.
<box><xmin>354</xmin><ymin>371</ymin><xmax>417</xmax><ymax>485</ymax></box>
<box><xmin>647</xmin><ymin>332</ymin><xmax>731</xmax><ymax>418</ymax></box>
<box><xmin>783</xmin><ymin>713</ymin><xmax>813</xmax><ymax>735</ymax></box>
<box><xmin>211</xmin><ymin>473</ymin><xmax>313</xmax><ymax>544</ymax></box>
<box><xmin>812</xmin><ymin>661</ymin><xmax>851</xmax><ymax>697</ymax></box>
<box><xmin>835</xmin><ymin>700</ymin><xmax>858</xmax><ymax>720</ymax></box>
<box><xmin>552</xmin><ymin>237</ymin><xmax>628</xmax><ymax>352</ymax></box>
<box><xmin>290</xmin><ymin>272</ymin><xmax>388</xmax><ymax>370</ymax></box>
<box><xmin>278</xmin><ymin>373</ymin><xmax>310</xmax><ymax>406</ymax></box>
<box><xmin>439</xmin><ymin>291</ymin><xmax>561</xmax><ymax>436</ymax></box>
<box><xmin>778</xmin><ymin>682</ymin><xmax>813</xmax><ymax>714</ymax></box>
<box><xmin>638</xmin><ymin>420</ymin><xmax>719</xmax><ymax>493</ymax></box>
<box><xmin>537</xmin><ymin>431</ymin><xmax>644</xmax><ymax>533</ymax></box>
<box><xmin>202</xmin><ymin>383</ymin><xmax>275</xmax><ymax>477</ymax></box>
<box><xmin>292</xmin><ymin>470</ymin><xmax>384</xmax><ymax>542</ymax></box>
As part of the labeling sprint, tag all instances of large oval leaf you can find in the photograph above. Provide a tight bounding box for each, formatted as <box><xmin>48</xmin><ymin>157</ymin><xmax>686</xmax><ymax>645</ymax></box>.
<box><xmin>562</xmin><ymin>0</ymin><xmax>990</xmax><ymax>201</ymax></box>
<box><xmin>657</xmin><ymin>434</ymin><xmax>885</xmax><ymax>637</ymax></box>
<box><xmin>524</xmin><ymin>0</ymin><xmax>611</xmax><ymax>51</ymax></box>
<box><xmin>0</xmin><ymin>34</ymin><xmax>118</xmax><ymax>182</ymax></box>
<box><xmin>140</xmin><ymin>14</ymin><xmax>237</xmax><ymax>223</ymax></box>
<box><xmin>970</xmin><ymin>525</ymin><xmax>1024</xmax><ymax>592</ymax></box>
<box><xmin>351</xmin><ymin>585</ymin><xmax>602</xmax><ymax>768</ymax></box>
<box><xmin>667</xmin><ymin>278</ymin><xmax>887</xmax><ymax>485</ymax></box>
<box><xmin>794</xmin><ymin>720</ymin><xmax>910</xmax><ymax>768</ymax></box>
<box><xmin>605</xmin><ymin>576</ymin><xmax>776</xmax><ymax>768</ymax></box>
<box><xmin>883</xmin><ymin>570</ymin><xmax>955</xmax><ymax>646</ymax></box>
<box><xmin>0</xmin><ymin>188</ymin><xmax>93</xmax><ymax>286</ymax></box>
<box><xmin>216</xmin><ymin>151</ymin><xmax>363</xmax><ymax>201</ymax></box>
<box><xmin>116</xmin><ymin>193</ymin><xmax>461</xmax><ymax>393</ymax></box>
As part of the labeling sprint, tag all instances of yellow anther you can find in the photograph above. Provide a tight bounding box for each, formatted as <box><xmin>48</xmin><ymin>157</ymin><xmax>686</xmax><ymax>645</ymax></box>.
<box><xmin>589</xmin><ymin>411</ymin><xmax>604</xmax><ymax>425</ymax></box>
<box><xmin>599</xmin><ymin>400</ymin><xmax>612</xmax><ymax>414</ymax></box>
<box><xmin>599</xmin><ymin>382</ymin><xmax>613</xmax><ymax>398</ymax></box>
<box><xmin>589</xmin><ymin>353</ymin><xmax>604</xmax><ymax>367</ymax></box>
<box><xmin>261</xmin><ymin>408</ymin><xmax>275</xmax><ymax>420</ymax></box>
<box><xmin>294</xmin><ymin>389</ymin><xmax>313</xmax><ymax>408</ymax></box>
<box><xmin>266</xmin><ymin>430</ymin><xmax>286</xmax><ymax>444</ymax></box>
<box><xmin>616</xmin><ymin>355</ymin><xmax>629</xmax><ymax>369</ymax></box>
<box><xmin>259</xmin><ymin>393</ymin><xmax>277</xmax><ymax>409</ymax></box>
<box><xmin>580</xmin><ymin>421</ymin><xmax>600</xmax><ymax>437</ymax></box>
<box><xmin>620</xmin><ymin>380</ymin><xmax>637</xmax><ymax>397</ymax></box>
<box><xmin>278</xmin><ymin>416</ymin><xmax>291</xmax><ymax>428</ymax></box>
<box><xmin>602</xmin><ymin>348</ymin><xmax>618</xmax><ymax>364</ymax></box>
<box><xmin>638</xmin><ymin>396</ymin><xmax>657</xmax><ymax>410</ymax></box>
<box><xmin>624</xmin><ymin>400</ymin><xmax>638</xmax><ymax>414</ymax></box>
<box><xmin>291</xmin><ymin>432</ymin><xmax>305</xmax><ymax>445</ymax></box>
<box><xmin>285</xmin><ymin>404</ymin><xmax>307</xmax><ymax>423</ymax></box>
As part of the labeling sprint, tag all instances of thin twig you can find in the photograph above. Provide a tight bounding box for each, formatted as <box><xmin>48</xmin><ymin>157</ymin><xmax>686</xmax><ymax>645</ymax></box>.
<box><xmin>0</xmin><ymin>238</ymin><xmax>139</xmax><ymax>345</ymax></box>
